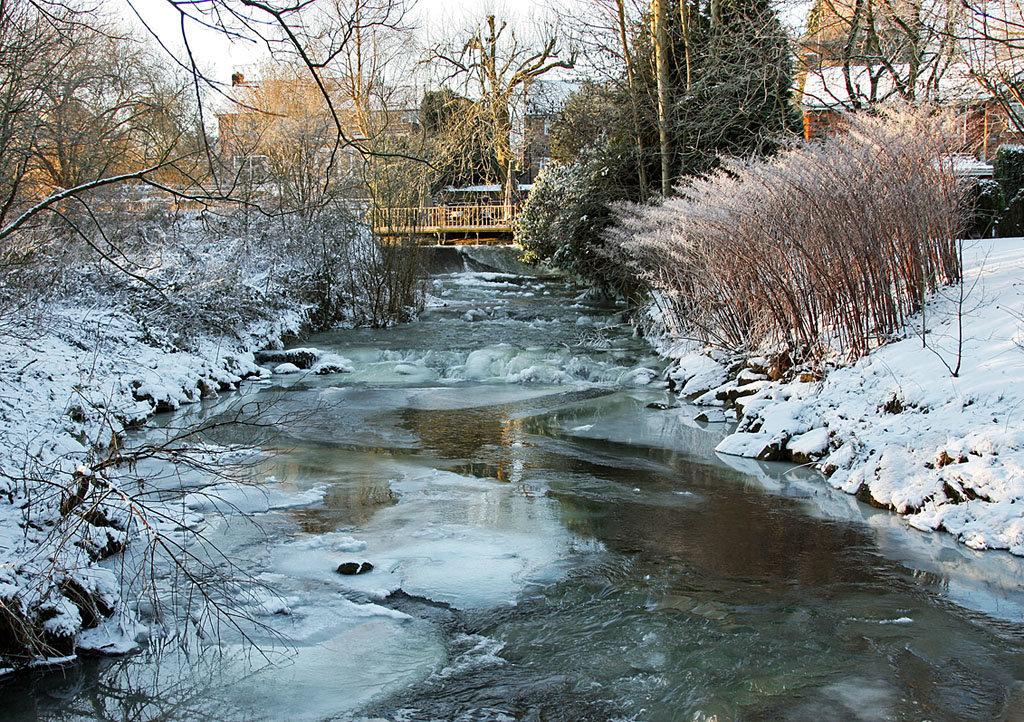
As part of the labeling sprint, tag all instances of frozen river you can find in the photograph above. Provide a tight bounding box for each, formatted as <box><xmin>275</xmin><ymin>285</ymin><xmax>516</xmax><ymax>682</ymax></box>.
<box><xmin>8</xmin><ymin>270</ymin><xmax>1024</xmax><ymax>721</ymax></box>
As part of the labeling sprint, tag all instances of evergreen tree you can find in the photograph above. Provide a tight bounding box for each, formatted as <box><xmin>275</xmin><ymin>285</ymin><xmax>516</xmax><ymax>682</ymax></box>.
<box><xmin>673</xmin><ymin>0</ymin><xmax>802</xmax><ymax>178</ymax></box>
<box><xmin>517</xmin><ymin>0</ymin><xmax>801</xmax><ymax>291</ymax></box>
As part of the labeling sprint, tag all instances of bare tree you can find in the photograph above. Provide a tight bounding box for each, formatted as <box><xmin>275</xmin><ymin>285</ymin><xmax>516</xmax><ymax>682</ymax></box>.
<box><xmin>948</xmin><ymin>0</ymin><xmax>1024</xmax><ymax>133</ymax></box>
<box><xmin>426</xmin><ymin>10</ymin><xmax>575</xmax><ymax>206</ymax></box>
<box><xmin>796</xmin><ymin>0</ymin><xmax>1024</xmax><ymax>140</ymax></box>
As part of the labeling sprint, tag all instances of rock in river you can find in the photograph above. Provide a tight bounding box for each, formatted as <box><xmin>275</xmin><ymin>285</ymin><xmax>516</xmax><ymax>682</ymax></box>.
<box><xmin>336</xmin><ymin>561</ymin><xmax>374</xmax><ymax>575</ymax></box>
<box><xmin>255</xmin><ymin>348</ymin><xmax>319</xmax><ymax>369</ymax></box>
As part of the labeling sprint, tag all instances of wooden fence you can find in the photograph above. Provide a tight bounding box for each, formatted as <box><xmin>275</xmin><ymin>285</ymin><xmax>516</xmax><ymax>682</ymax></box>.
<box><xmin>371</xmin><ymin>204</ymin><xmax>516</xmax><ymax>238</ymax></box>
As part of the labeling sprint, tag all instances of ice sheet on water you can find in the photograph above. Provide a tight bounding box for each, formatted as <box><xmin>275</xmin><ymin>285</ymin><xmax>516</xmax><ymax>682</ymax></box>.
<box><xmin>817</xmin><ymin>678</ymin><xmax>896</xmax><ymax>720</ymax></box>
<box><xmin>555</xmin><ymin>392</ymin><xmax>728</xmax><ymax>460</ymax></box>
<box><xmin>246</xmin><ymin>587</ymin><xmax>294</xmax><ymax>616</ymax></box>
<box><xmin>402</xmin><ymin>384</ymin><xmax>564</xmax><ymax>411</ymax></box>
<box><xmin>285</xmin><ymin>531</ymin><xmax>367</xmax><ymax>553</ymax></box>
<box><xmin>271</xmin><ymin>466</ymin><xmax>600</xmax><ymax>610</ymax></box>
<box><xmin>217</xmin><ymin>615</ymin><xmax>443</xmax><ymax>722</ymax></box>
<box><xmin>183</xmin><ymin>481</ymin><xmax>326</xmax><ymax>515</ymax></box>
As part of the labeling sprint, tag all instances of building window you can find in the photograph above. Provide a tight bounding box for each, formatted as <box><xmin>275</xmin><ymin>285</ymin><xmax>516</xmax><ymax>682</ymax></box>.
<box><xmin>233</xmin><ymin>154</ymin><xmax>269</xmax><ymax>183</ymax></box>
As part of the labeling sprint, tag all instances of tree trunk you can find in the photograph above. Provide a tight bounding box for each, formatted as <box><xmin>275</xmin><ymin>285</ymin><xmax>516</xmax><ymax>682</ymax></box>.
<box><xmin>653</xmin><ymin>0</ymin><xmax>671</xmax><ymax>196</ymax></box>
<box><xmin>680</xmin><ymin>0</ymin><xmax>692</xmax><ymax>90</ymax></box>
<box><xmin>617</xmin><ymin>0</ymin><xmax>648</xmax><ymax>199</ymax></box>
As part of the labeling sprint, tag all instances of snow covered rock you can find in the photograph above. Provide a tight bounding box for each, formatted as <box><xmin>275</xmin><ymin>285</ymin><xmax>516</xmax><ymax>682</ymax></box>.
<box><xmin>256</xmin><ymin>347</ymin><xmax>320</xmax><ymax>369</ymax></box>
<box><xmin>618</xmin><ymin>367</ymin><xmax>662</xmax><ymax>387</ymax></box>
<box><xmin>694</xmin><ymin>408</ymin><xmax>727</xmax><ymax>423</ymax></box>
<box><xmin>313</xmin><ymin>354</ymin><xmax>354</xmax><ymax>375</ymax></box>
<box><xmin>716</xmin><ymin>431</ymin><xmax>790</xmax><ymax>462</ymax></box>
<box><xmin>788</xmin><ymin>428</ymin><xmax>830</xmax><ymax>463</ymax></box>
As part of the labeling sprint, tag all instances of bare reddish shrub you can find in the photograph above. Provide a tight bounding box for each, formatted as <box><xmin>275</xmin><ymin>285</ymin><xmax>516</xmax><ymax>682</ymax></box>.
<box><xmin>607</xmin><ymin>108</ymin><xmax>967</xmax><ymax>361</ymax></box>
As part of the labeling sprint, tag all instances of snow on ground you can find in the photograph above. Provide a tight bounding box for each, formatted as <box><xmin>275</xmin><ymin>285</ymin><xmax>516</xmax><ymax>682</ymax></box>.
<box><xmin>661</xmin><ymin>238</ymin><xmax>1024</xmax><ymax>556</ymax></box>
<box><xmin>0</xmin><ymin>301</ymin><xmax>306</xmax><ymax>669</ymax></box>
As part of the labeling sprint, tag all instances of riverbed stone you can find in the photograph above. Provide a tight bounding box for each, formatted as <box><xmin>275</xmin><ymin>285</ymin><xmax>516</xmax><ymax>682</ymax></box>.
<box><xmin>255</xmin><ymin>348</ymin><xmax>319</xmax><ymax>369</ymax></box>
<box><xmin>695</xmin><ymin>408</ymin><xmax>728</xmax><ymax>423</ymax></box>
<box><xmin>314</xmin><ymin>362</ymin><xmax>351</xmax><ymax>375</ymax></box>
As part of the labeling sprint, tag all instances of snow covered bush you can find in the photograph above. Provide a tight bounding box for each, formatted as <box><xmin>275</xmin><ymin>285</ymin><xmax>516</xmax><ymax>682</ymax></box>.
<box><xmin>608</xmin><ymin>108</ymin><xmax>968</xmax><ymax>361</ymax></box>
<box><xmin>514</xmin><ymin>148</ymin><xmax>642</xmax><ymax>300</ymax></box>
<box><xmin>48</xmin><ymin>203</ymin><xmax>425</xmax><ymax>344</ymax></box>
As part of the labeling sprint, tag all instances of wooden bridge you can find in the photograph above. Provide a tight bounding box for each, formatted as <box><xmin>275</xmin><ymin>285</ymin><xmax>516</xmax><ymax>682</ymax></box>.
<box><xmin>371</xmin><ymin>204</ymin><xmax>517</xmax><ymax>245</ymax></box>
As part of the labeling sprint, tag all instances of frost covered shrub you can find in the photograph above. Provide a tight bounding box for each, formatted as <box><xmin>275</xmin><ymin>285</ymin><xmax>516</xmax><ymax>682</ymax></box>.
<box><xmin>0</xmin><ymin>231</ymin><xmax>54</xmax><ymax>338</ymax></box>
<box><xmin>50</xmin><ymin>204</ymin><xmax>423</xmax><ymax>344</ymax></box>
<box><xmin>515</xmin><ymin>148</ymin><xmax>642</xmax><ymax>299</ymax></box>
<box><xmin>49</xmin><ymin>212</ymin><xmax>283</xmax><ymax>351</ymax></box>
<box><xmin>264</xmin><ymin>209</ymin><xmax>423</xmax><ymax>329</ymax></box>
<box><xmin>608</xmin><ymin>108</ymin><xmax>967</xmax><ymax>360</ymax></box>
<box><xmin>343</xmin><ymin>235</ymin><xmax>424</xmax><ymax>327</ymax></box>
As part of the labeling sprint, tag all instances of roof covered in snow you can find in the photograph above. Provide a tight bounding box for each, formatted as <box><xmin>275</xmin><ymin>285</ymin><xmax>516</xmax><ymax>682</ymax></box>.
<box><xmin>949</xmin><ymin>154</ymin><xmax>994</xmax><ymax>177</ymax></box>
<box><xmin>442</xmin><ymin>184</ymin><xmax>533</xmax><ymax>193</ymax></box>
<box><xmin>801</xmin><ymin>64</ymin><xmax>989</xmax><ymax>110</ymax></box>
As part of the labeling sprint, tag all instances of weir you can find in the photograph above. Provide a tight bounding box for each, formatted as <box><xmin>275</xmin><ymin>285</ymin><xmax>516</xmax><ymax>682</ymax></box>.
<box><xmin>414</xmin><ymin>244</ymin><xmax>556</xmax><ymax>276</ymax></box>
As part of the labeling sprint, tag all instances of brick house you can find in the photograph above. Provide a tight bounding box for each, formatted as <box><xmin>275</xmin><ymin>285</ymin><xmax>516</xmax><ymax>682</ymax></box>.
<box><xmin>521</xmin><ymin>78</ymin><xmax>576</xmax><ymax>183</ymax></box>
<box><xmin>799</xmin><ymin>64</ymin><xmax>1024</xmax><ymax>159</ymax></box>
<box><xmin>215</xmin><ymin>73</ymin><xmax>421</xmax><ymax>192</ymax></box>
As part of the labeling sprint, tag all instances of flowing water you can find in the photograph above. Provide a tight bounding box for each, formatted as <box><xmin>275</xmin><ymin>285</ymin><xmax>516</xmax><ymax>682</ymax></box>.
<box><xmin>6</xmin><ymin>269</ymin><xmax>1024</xmax><ymax>721</ymax></box>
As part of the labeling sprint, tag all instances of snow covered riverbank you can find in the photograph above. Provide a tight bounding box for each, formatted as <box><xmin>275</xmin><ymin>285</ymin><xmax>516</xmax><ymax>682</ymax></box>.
<box><xmin>0</xmin><ymin>301</ymin><xmax>308</xmax><ymax>670</ymax></box>
<box><xmin>660</xmin><ymin>238</ymin><xmax>1024</xmax><ymax>555</ymax></box>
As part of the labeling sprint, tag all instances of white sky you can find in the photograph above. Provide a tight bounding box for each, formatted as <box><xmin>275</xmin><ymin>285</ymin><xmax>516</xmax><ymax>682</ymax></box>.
<box><xmin>123</xmin><ymin>0</ymin><xmax>278</xmax><ymax>83</ymax></box>
<box><xmin>121</xmin><ymin>0</ymin><xmax>540</xmax><ymax>86</ymax></box>
<box><xmin>119</xmin><ymin>0</ymin><xmax>811</xmax><ymax>86</ymax></box>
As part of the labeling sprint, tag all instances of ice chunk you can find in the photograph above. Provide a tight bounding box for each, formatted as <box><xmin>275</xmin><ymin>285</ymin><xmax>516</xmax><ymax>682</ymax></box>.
<box><xmin>183</xmin><ymin>482</ymin><xmax>326</xmax><ymax>514</ymax></box>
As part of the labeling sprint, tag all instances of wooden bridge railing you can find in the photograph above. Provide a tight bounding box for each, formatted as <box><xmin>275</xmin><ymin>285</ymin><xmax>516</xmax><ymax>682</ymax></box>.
<box><xmin>371</xmin><ymin>204</ymin><xmax>516</xmax><ymax>235</ymax></box>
